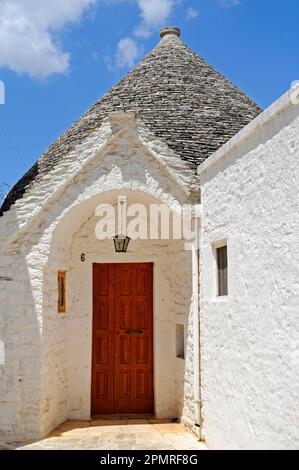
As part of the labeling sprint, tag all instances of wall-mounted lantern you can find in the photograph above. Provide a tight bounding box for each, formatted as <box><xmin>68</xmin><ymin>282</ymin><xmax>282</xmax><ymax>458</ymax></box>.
<box><xmin>113</xmin><ymin>235</ymin><xmax>131</xmax><ymax>253</ymax></box>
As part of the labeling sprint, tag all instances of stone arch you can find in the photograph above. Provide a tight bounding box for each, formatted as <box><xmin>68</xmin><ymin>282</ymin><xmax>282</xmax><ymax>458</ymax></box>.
<box><xmin>38</xmin><ymin>187</ymin><xmax>194</xmax><ymax>434</ymax></box>
<box><xmin>0</xmin><ymin>129</ymin><xmax>196</xmax><ymax>439</ymax></box>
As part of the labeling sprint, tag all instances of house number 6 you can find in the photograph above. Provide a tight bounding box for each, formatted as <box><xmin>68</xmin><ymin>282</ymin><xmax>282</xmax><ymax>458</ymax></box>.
<box><xmin>81</xmin><ymin>253</ymin><xmax>86</xmax><ymax>262</ymax></box>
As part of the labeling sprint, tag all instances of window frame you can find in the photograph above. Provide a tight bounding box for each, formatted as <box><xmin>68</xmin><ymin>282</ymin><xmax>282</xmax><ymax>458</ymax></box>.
<box><xmin>216</xmin><ymin>245</ymin><xmax>228</xmax><ymax>297</ymax></box>
<box><xmin>212</xmin><ymin>240</ymin><xmax>228</xmax><ymax>299</ymax></box>
<box><xmin>58</xmin><ymin>271</ymin><xmax>66</xmax><ymax>313</ymax></box>
<box><xmin>175</xmin><ymin>323</ymin><xmax>185</xmax><ymax>360</ymax></box>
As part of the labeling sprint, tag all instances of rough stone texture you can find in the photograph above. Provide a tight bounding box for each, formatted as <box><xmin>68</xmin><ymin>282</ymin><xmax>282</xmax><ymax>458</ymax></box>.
<box><xmin>0</xmin><ymin>113</ymin><xmax>195</xmax><ymax>244</ymax></box>
<box><xmin>199</xmin><ymin>96</ymin><xmax>299</xmax><ymax>449</ymax></box>
<box><xmin>0</xmin><ymin>116</ymin><xmax>196</xmax><ymax>444</ymax></box>
<box><xmin>2</xmin><ymin>30</ymin><xmax>297</xmax><ymax>450</ymax></box>
<box><xmin>0</xmin><ymin>32</ymin><xmax>261</xmax><ymax>216</ymax></box>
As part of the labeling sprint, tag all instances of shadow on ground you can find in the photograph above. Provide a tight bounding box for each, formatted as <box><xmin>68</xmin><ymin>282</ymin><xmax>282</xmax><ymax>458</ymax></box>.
<box><xmin>2</xmin><ymin>418</ymin><xmax>208</xmax><ymax>451</ymax></box>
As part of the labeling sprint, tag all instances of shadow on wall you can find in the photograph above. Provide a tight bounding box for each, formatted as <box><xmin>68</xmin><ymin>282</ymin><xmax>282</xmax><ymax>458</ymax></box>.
<box><xmin>46</xmin><ymin>188</ymin><xmax>195</xmax><ymax>425</ymax></box>
<box><xmin>0</xmin><ymin>145</ymin><xmax>196</xmax><ymax>442</ymax></box>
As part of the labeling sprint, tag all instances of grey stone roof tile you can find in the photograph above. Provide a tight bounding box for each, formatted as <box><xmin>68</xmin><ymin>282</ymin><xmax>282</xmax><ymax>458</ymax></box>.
<box><xmin>1</xmin><ymin>30</ymin><xmax>262</xmax><ymax>215</ymax></box>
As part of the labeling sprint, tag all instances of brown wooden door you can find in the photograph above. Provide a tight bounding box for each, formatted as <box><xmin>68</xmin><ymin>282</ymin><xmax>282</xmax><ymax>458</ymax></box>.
<box><xmin>91</xmin><ymin>264</ymin><xmax>115</xmax><ymax>414</ymax></box>
<box><xmin>91</xmin><ymin>263</ymin><xmax>154</xmax><ymax>415</ymax></box>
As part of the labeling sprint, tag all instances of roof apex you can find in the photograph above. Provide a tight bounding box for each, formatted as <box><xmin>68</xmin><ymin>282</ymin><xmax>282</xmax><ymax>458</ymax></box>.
<box><xmin>160</xmin><ymin>26</ymin><xmax>181</xmax><ymax>39</ymax></box>
<box><xmin>0</xmin><ymin>31</ymin><xmax>262</xmax><ymax>216</ymax></box>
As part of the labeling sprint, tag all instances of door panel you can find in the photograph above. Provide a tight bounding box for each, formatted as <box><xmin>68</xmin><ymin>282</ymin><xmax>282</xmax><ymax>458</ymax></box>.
<box><xmin>114</xmin><ymin>263</ymin><xmax>154</xmax><ymax>414</ymax></box>
<box><xmin>91</xmin><ymin>264</ymin><xmax>115</xmax><ymax>415</ymax></box>
<box><xmin>91</xmin><ymin>263</ymin><xmax>154</xmax><ymax>415</ymax></box>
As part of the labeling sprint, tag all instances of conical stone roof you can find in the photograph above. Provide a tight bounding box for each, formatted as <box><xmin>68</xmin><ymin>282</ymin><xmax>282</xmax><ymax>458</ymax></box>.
<box><xmin>1</xmin><ymin>27</ymin><xmax>262</xmax><ymax>215</ymax></box>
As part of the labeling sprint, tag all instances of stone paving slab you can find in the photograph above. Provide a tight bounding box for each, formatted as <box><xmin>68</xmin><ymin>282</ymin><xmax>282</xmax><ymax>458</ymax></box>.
<box><xmin>8</xmin><ymin>419</ymin><xmax>208</xmax><ymax>451</ymax></box>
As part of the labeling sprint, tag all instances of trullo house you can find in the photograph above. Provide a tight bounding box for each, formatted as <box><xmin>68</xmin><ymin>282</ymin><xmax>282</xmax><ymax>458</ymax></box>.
<box><xmin>0</xmin><ymin>27</ymin><xmax>298</xmax><ymax>450</ymax></box>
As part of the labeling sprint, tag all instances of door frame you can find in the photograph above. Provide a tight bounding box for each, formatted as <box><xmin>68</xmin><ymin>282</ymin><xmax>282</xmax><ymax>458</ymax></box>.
<box><xmin>91</xmin><ymin>262</ymin><xmax>154</xmax><ymax>416</ymax></box>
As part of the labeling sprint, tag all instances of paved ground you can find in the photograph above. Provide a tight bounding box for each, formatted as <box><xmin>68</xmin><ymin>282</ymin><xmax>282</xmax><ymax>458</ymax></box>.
<box><xmin>8</xmin><ymin>418</ymin><xmax>208</xmax><ymax>451</ymax></box>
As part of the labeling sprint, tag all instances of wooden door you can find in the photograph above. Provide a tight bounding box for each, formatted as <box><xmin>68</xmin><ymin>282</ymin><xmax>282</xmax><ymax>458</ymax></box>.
<box><xmin>91</xmin><ymin>264</ymin><xmax>115</xmax><ymax>414</ymax></box>
<box><xmin>91</xmin><ymin>263</ymin><xmax>154</xmax><ymax>415</ymax></box>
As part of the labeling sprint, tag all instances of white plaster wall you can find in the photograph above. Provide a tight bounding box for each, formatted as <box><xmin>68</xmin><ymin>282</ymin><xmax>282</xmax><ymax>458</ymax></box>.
<box><xmin>66</xmin><ymin>203</ymin><xmax>193</xmax><ymax>422</ymax></box>
<box><xmin>0</xmin><ymin>243</ymin><xmax>45</xmax><ymax>445</ymax></box>
<box><xmin>0</xmin><ymin>115</ymin><xmax>197</xmax><ymax>443</ymax></box>
<box><xmin>200</xmin><ymin>99</ymin><xmax>299</xmax><ymax>449</ymax></box>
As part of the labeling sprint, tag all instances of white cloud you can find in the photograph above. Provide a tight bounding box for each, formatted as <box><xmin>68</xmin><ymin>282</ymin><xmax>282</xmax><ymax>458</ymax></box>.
<box><xmin>110</xmin><ymin>0</ymin><xmax>176</xmax><ymax>70</ymax></box>
<box><xmin>0</xmin><ymin>1</ymin><xmax>178</xmax><ymax>77</ymax></box>
<box><xmin>0</xmin><ymin>0</ymin><xmax>97</xmax><ymax>78</ymax></box>
<box><xmin>137</xmin><ymin>0</ymin><xmax>174</xmax><ymax>26</ymax></box>
<box><xmin>134</xmin><ymin>0</ymin><xmax>175</xmax><ymax>38</ymax></box>
<box><xmin>102</xmin><ymin>0</ymin><xmax>176</xmax><ymax>32</ymax></box>
<box><xmin>116</xmin><ymin>37</ymin><xmax>139</xmax><ymax>68</ymax></box>
<box><xmin>186</xmin><ymin>7</ymin><xmax>199</xmax><ymax>20</ymax></box>
<box><xmin>219</xmin><ymin>0</ymin><xmax>240</xmax><ymax>7</ymax></box>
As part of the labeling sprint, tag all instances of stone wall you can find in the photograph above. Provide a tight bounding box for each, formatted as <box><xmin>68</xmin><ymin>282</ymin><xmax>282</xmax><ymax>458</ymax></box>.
<box><xmin>66</xmin><ymin>206</ymin><xmax>193</xmax><ymax>422</ymax></box>
<box><xmin>199</xmin><ymin>92</ymin><xmax>299</xmax><ymax>449</ymax></box>
<box><xmin>0</xmin><ymin>114</ymin><xmax>197</xmax><ymax>443</ymax></box>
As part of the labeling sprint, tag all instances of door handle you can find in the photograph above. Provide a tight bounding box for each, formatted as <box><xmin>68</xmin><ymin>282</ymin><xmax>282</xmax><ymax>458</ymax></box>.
<box><xmin>125</xmin><ymin>330</ymin><xmax>144</xmax><ymax>335</ymax></box>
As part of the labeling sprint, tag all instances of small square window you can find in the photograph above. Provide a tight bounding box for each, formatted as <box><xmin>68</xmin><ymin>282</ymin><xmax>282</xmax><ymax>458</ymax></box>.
<box><xmin>217</xmin><ymin>245</ymin><xmax>228</xmax><ymax>296</ymax></box>
<box><xmin>58</xmin><ymin>271</ymin><xmax>66</xmax><ymax>313</ymax></box>
<box><xmin>176</xmin><ymin>324</ymin><xmax>185</xmax><ymax>359</ymax></box>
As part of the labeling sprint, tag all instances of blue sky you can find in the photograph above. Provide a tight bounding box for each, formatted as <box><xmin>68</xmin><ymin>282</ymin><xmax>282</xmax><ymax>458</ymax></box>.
<box><xmin>0</xmin><ymin>0</ymin><xmax>298</xmax><ymax>198</ymax></box>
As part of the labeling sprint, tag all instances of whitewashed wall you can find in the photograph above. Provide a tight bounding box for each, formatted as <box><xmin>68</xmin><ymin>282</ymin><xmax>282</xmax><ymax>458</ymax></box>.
<box><xmin>199</xmin><ymin>93</ymin><xmax>299</xmax><ymax>450</ymax></box>
<box><xmin>66</xmin><ymin>205</ymin><xmax>193</xmax><ymax>423</ymax></box>
<box><xmin>0</xmin><ymin>114</ymin><xmax>197</xmax><ymax>443</ymax></box>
